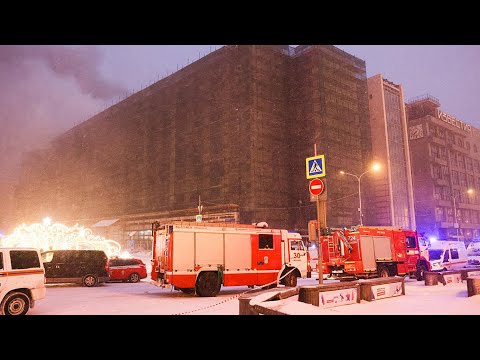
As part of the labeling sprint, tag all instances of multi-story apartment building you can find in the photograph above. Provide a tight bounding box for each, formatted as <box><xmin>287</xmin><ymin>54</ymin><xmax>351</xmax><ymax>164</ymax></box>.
<box><xmin>367</xmin><ymin>74</ymin><xmax>416</xmax><ymax>229</ymax></box>
<box><xmin>407</xmin><ymin>95</ymin><xmax>480</xmax><ymax>241</ymax></box>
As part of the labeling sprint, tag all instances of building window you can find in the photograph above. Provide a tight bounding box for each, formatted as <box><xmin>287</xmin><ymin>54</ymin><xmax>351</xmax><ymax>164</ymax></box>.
<box><xmin>457</xmin><ymin>208</ymin><xmax>463</xmax><ymax>223</ymax></box>
<box><xmin>447</xmin><ymin>132</ymin><xmax>455</xmax><ymax>145</ymax></box>
<box><xmin>472</xmin><ymin>210</ymin><xmax>478</xmax><ymax>224</ymax></box>
<box><xmin>458</xmin><ymin>154</ymin><xmax>465</xmax><ymax>169</ymax></box>
<box><xmin>450</xmin><ymin>151</ymin><xmax>457</xmax><ymax>167</ymax></box>
<box><xmin>452</xmin><ymin>189</ymin><xmax>460</xmax><ymax>199</ymax></box>
<box><xmin>443</xmin><ymin>186</ymin><xmax>451</xmax><ymax>199</ymax></box>
<box><xmin>440</xmin><ymin>146</ymin><xmax>447</xmax><ymax>160</ymax></box>
<box><xmin>460</xmin><ymin>192</ymin><xmax>470</xmax><ymax>204</ymax></box>
<box><xmin>437</xmin><ymin>127</ymin><xmax>446</xmax><ymax>139</ymax></box>
<box><xmin>452</xmin><ymin>170</ymin><xmax>459</xmax><ymax>185</ymax></box>
<box><xmin>447</xmin><ymin>207</ymin><xmax>454</xmax><ymax>223</ymax></box>
<box><xmin>468</xmin><ymin>174</ymin><xmax>475</xmax><ymax>188</ymax></box>
<box><xmin>474</xmin><ymin>144</ymin><xmax>478</xmax><ymax>153</ymax></box>
<box><xmin>466</xmin><ymin>142</ymin><xmax>471</xmax><ymax>151</ymax></box>
<box><xmin>466</xmin><ymin>157</ymin><xmax>473</xmax><ymax>171</ymax></box>
<box><xmin>441</xmin><ymin>165</ymin><xmax>449</xmax><ymax>177</ymax></box>
<box><xmin>435</xmin><ymin>207</ymin><xmax>445</xmax><ymax>222</ymax></box>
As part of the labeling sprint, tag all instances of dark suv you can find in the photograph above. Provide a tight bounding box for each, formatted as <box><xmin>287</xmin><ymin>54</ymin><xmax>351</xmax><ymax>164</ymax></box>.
<box><xmin>41</xmin><ymin>250</ymin><xmax>109</xmax><ymax>287</ymax></box>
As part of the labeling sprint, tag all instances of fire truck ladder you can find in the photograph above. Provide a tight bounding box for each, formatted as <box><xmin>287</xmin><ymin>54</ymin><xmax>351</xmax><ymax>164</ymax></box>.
<box><xmin>338</xmin><ymin>230</ymin><xmax>353</xmax><ymax>253</ymax></box>
<box><xmin>327</xmin><ymin>238</ymin><xmax>336</xmax><ymax>257</ymax></box>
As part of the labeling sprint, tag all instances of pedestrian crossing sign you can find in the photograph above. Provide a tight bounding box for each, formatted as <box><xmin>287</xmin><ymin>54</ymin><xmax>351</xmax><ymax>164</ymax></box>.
<box><xmin>306</xmin><ymin>155</ymin><xmax>326</xmax><ymax>179</ymax></box>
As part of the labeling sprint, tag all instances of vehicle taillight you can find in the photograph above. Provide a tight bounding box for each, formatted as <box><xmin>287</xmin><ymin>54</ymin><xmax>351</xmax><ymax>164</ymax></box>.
<box><xmin>105</xmin><ymin>261</ymin><xmax>109</xmax><ymax>272</ymax></box>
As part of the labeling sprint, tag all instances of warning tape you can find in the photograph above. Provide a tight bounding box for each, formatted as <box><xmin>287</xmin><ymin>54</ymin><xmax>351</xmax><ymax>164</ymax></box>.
<box><xmin>172</xmin><ymin>267</ymin><xmax>296</xmax><ymax>315</ymax></box>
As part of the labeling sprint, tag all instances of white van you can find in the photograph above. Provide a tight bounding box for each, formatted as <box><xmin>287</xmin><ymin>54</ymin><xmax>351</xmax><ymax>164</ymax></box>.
<box><xmin>0</xmin><ymin>248</ymin><xmax>46</xmax><ymax>315</ymax></box>
<box><xmin>427</xmin><ymin>240</ymin><xmax>468</xmax><ymax>272</ymax></box>
<box><xmin>467</xmin><ymin>241</ymin><xmax>480</xmax><ymax>266</ymax></box>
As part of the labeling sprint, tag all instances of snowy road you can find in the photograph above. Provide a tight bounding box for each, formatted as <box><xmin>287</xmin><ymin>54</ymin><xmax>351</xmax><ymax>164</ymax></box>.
<box><xmin>28</xmin><ymin>275</ymin><xmax>480</xmax><ymax>315</ymax></box>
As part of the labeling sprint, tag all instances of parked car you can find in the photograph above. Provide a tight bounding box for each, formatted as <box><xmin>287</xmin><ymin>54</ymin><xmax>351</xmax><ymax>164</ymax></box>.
<box><xmin>0</xmin><ymin>247</ymin><xmax>46</xmax><ymax>315</ymax></box>
<box><xmin>41</xmin><ymin>249</ymin><xmax>109</xmax><ymax>287</ymax></box>
<box><xmin>108</xmin><ymin>257</ymin><xmax>147</xmax><ymax>283</ymax></box>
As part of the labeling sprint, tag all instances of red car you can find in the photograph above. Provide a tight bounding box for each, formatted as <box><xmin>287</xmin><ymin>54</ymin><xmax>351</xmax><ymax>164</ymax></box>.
<box><xmin>108</xmin><ymin>257</ymin><xmax>147</xmax><ymax>283</ymax></box>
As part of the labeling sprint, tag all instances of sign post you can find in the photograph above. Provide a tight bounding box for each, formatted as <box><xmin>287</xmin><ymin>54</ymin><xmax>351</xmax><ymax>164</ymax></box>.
<box><xmin>306</xmin><ymin>145</ymin><xmax>326</xmax><ymax>284</ymax></box>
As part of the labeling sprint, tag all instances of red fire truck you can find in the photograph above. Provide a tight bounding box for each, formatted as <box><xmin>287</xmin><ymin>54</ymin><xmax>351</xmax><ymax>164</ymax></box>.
<box><xmin>150</xmin><ymin>221</ymin><xmax>310</xmax><ymax>296</ymax></box>
<box><xmin>308</xmin><ymin>221</ymin><xmax>430</xmax><ymax>280</ymax></box>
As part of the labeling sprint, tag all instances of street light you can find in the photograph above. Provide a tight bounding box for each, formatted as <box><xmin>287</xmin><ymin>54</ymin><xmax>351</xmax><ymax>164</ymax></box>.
<box><xmin>450</xmin><ymin>188</ymin><xmax>474</xmax><ymax>240</ymax></box>
<box><xmin>340</xmin><ymin>163</ymin><xmax>381</xmax><ymax>226</ymax></box>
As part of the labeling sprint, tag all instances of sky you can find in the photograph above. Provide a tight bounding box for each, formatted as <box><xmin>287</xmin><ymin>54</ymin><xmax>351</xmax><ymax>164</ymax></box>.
<box><xmin>1</xmin><ymin>44</ymin><xmax>479</xmax><ymax>184</ymax></box>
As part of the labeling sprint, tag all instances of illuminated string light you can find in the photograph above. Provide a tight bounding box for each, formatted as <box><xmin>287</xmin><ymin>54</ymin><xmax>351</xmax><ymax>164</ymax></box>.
<box><xmin>0</xmin><ymin>220</ymin><xmax>123</xmax><ymax>257</ymax></box>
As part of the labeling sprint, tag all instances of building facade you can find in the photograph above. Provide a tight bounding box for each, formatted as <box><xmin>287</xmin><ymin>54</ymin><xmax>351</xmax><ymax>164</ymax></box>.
<box><xmin>367</xmin><ymin>74</ymin><xmax>416</xmax><ymax>229</ymax></box>
<box><xmin>13</xmin><ymin>45</ymin><xmax>373</xmax><ymax>247</ymax></box>
<box><xmin>407</xmin><ymin>95</ymin><xmax>480</xmax><ymax>241</ymax></box>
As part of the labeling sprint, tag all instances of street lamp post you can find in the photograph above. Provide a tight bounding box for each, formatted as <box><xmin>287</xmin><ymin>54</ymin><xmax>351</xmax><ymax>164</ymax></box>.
<box><xmin>450</xmin><ymin>189</ymin><xmax>473</xmax><ymax>240</ymax></box>
<box><xmin>340</xmin><ymin>163</ymin><xmax>381</xmax><ymax>226</ymax></box>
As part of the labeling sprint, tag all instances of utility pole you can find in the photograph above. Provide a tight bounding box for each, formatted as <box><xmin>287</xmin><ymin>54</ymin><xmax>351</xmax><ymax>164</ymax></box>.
<box><xmin>314</xmin><ymin>144</ymin><xmax>324</xmax><ymax>284</ymax></box>
<box><xmin>340</xmin><ymin>163</ymin><xmax>381</xmax><ymax>226</ymax></box>
<box><xmin>196</xmin><ymin>195</ymin><xmax>203</xmax><ymax>222</ymax></box>
<box><xmin>198</xmin><ymin>195</ymin><xmax>203</xmax><ymax>215</ymax></box>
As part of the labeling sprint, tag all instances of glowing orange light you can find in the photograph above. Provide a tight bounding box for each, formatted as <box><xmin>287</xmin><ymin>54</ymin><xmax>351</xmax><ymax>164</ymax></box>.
<box><xmin>0</xmin><ymin>220</ymin><xmax>122</xmax><ymax>257</ymax></box>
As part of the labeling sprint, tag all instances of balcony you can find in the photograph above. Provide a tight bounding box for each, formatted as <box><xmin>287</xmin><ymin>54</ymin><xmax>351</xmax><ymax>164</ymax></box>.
<box><xmin>435</xmin><ymin>199</ymin><xmax>451</xmax><ymax>207</ymax></box>
<box><xmin>460</xmin><ymin>202</ymin><xmax>479</xmax><ymax>211</ymax></box>
<box><xmin>459</xmin><ymin>222</ymin><xmax>476</xmax><ymax>229</ymax></box>
<box><xmin>431</xmin><ymin>135</ymin><xmax>446</xmax><ymax>146</ymax></box>
<box><xmin>447</xmin><ymin>142</ymin><xmax>468</xmax><ymax>154</ymax></box>
<box><xmin>433</xmin><ymin>178</ymin><xmax>448</xmax><ymax>186</ymax></box>
<box><xmin>439</xmin><ymin>221</ymin><xmax>477</xmax><ymax>229</ymax></box>
<box><xmin>430</xmin><ymin>156</ymin><xmax>448</xmax><ymax>166</ymax></box>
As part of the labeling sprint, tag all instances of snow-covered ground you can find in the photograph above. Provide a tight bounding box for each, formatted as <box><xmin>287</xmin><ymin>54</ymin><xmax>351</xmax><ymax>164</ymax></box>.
<box><xmin>29</xmin><ymin>269</ymin><xmax>480</xmax><ymax>315</ymax></box>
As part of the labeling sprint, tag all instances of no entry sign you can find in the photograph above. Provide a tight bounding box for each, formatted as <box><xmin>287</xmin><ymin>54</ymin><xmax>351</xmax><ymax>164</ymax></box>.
<box><xmin>309</xmin><ymin>178</ymin><xmax>325</xmax><ymax>196</ymax></box>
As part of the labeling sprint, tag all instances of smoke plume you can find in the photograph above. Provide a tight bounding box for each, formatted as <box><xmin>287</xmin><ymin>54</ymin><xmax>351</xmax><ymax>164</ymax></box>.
<box><xmin>0</xmin><ymin>45</ymin><xmax>127</xmax><ymax>181</ymax></box>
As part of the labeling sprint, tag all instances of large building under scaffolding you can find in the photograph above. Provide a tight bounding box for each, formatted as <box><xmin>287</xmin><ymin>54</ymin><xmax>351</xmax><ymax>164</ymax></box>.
<box><xmin>14</xmin><ymin>45</ymin><xmax>373</xmax><ymax>248</ymax></box>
